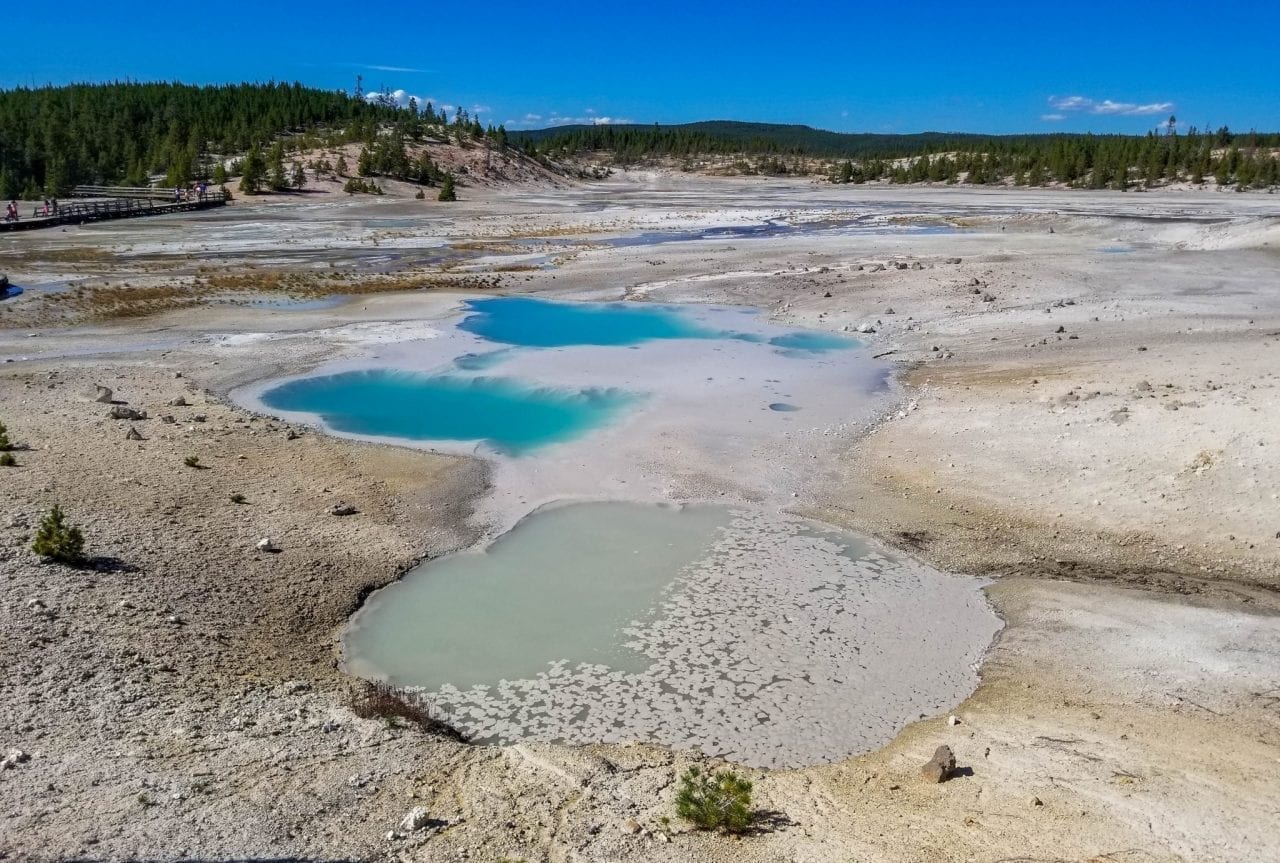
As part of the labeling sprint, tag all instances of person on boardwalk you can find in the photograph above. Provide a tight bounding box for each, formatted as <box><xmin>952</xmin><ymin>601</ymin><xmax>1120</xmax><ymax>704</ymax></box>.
<box><xmin>4</xmin><ymin>201</ymin><xmax>16</xmax><ymax>222</ymax></box>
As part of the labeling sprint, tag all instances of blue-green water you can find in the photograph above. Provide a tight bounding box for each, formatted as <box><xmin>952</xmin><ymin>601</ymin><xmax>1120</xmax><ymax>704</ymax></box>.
<box><xmin>261</xmin><ymin>369</ymin><xmax>636</xmax><ymax>454</ymax></box>
<box><xmin>458</xmin><ymin>296</ymin><xmax>857</xmax><ymax>353</ymax></box>
<box><xmin>458</xmin><ymin>296</ymin><xmax>715</xmax><ymax>347</ymax></box>
<box><xmin>259</xmin><ymin>298</ymin><xmax>861</xmax><ymax>454</ymax></box>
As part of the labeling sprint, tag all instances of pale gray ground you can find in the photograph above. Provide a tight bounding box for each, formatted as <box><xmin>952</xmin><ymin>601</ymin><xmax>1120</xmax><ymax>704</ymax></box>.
<box><xmin>1</xmin><ymin>175</ymin><xmax>1278</xmax><ymax>862</ymax></box>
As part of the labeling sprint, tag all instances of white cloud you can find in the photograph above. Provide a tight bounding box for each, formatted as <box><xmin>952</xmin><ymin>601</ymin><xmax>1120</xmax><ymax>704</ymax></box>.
<box><xmin>1048</xmin><ymin>95</ymin><xmax>1175</xmax><ymax>116</ymax></box>
<box><xmin>1049</xmin><ymin>95</ymin><xmax>1092</xmax><ymax>111</ymax></box>
<box><xmin>1041</xmin><ymin>113</ymin><xmax>1066</xmax><ymax>121</ymax></box>
<box><xmin>471</xmin><ymin>104</ymin><xmax>493</xmax><ymax>115</ymax></box>
<box><xmin>364</xmin><ymin>64</ymin><xmax>427</xmax><ymax>73</ymax></box>
<box><xmin>364</xmin><ymin>89</ymin><xmax>425</xmax><ymax>109</ymax></box>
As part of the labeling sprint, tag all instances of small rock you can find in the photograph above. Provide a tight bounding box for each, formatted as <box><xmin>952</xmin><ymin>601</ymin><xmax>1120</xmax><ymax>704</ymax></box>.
<box><xmin>981</xmin><ymin>293</ymin><xmax>995</xmax><ymax>302</ymax></box>
<box><xmin>125</xmin><ymin>426</ymin><xmax>143</xmax><ymax>441</ymax></box>
<box><xmin>399</xmin><ymin>806</ymin><xmax>432</xmax><ymax>833</ymax></box>
<box><xmin>822</xmin><ymin>291</ymin><xmax>832</xmax><ymax>298</ymax></box>
<box><xmin>1030</xmin><ymin>796</ymin><xmax>1043</xmax><ymax>807</ymax></box>
<box><xmin>191</xmin><ymin>414</ymin><xmax>207</xmax><ymax>423</ymax></box>
<box><xmin>285</xmin><ymin>429</ymin><xmax>301</xmax><ymax>440</ymax></box>
<box><xmin>109</xmin><ymin>406</ymin><xmax>146</xmax><ymax>420</ymax></box>
<box><xmin>884</xmin><ymin>307</ymin><xmax>895</xmax><ymax>314</ymax></box>
<box><xmin>856</xmin><ymin>323</ymin><xmax>876</xmax><ymax>334</ymax></box>
<box><xmin>1</xmin><ymin>749</ymin><xmax>31</xmax><ymax>769</ymax></box>
<box><xmin>622</xmin><ymin>817</ymin><xmax>642</xmax><ymax>835</ymax></box>
<box><xmin>330</xmin><ymin>502</ymin><xmax>359</xmax><ymax>517</ymax></box>
<box><xmin>94</xmin><ymin>385</ymin><xmax>113</xmax><ymax>403</ymax></box>
<box><xmin>920</xmin><ymin>744</ymin><xmax>956</xmax><ymax>783</ymax></box>
<box><xmin>945</xmin><ymin>257</ymin><xmax>962</xmax><ymax>264</ymax></box>
<box><xmin>255</xmin><ymin>537</ymin><xmax>277</xmax><ymax>553</ymax></box>
<box><xmin>947</xmin><ymin>715</ymin><xmax>961</xmax><ymax>726</ymax></box>
<box><xmin>168</xmin><ymin>396</ymin><xmax>188</xmax><ymax>407</ymax></box>
<box><xmin>160</xmin><ymin>415</ymin><xmax>176</xmax><ymax>424</ymax></box>
<box><xmin>1055</xmin><ymin>325</ymin><xmax>1065</xmax><ymax>333</ymax></box>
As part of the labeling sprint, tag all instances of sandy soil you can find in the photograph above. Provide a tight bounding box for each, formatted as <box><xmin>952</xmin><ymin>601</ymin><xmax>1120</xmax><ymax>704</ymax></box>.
<box><xmin>1</xmin><ymin>174</ymin><xmax>1278</xmax><ymax>862</ymax></box>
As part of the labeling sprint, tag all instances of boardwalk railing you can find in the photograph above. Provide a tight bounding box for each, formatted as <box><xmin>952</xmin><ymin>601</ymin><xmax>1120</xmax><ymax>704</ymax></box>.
<box><xmin>1</xmin><ymin>186</ymin><xmax>227</xmax><ymax>232</ymax></box>
<box><xmin>71</xmin><ymin>184</ymin><xmax>228</xmax><ymax>204</ymax></box>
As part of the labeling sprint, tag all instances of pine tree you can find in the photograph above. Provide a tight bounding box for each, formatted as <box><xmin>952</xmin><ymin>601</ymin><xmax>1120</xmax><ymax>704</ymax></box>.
<box><xmin>336</xmin><ymin>154</ymin><xmax>349</xmax><ymax>177</ymax></box>
<box><xmin>357</xmin><ymin>147</ymin><xmax>373</xmax><ymax>176</ymax></box>
<box><xmin>267</xmin><ymin>141</ymin><xmax>288</xmax><ymax>190</ymax></box>
<box><xmin>211</xmin><ymin>162</ymin><xmax>227</xmax><ymax>185</ymax></box>
<box><xmin>31</xmin><ymin>505</ymin><xmax>86</xmax><ymax>565</ymax></box>
<box><xmin>437</xmin><ymin>173</ymin><xmax>457</xmax><ymax>201</ymax></box>
<box><xmin>291</xmin><ymin>162</ymin><xmax>307</xmax><ymax>189</ymax></box>
<box><xmin>1213</xmin><ymin>156</ymin><xmax>1230</xmax><ymax>186</ymax></box>
<box><xmin>238</xmin><ymin>147</ymin><xmax>265</xmax><ymax>194</ymax></box>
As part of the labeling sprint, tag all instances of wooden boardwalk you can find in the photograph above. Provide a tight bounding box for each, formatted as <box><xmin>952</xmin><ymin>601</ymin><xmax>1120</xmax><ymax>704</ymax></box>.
<box><xmin>1</xmin><ymin>185</ymin><xmax>228</xmax><ymax>233</ymax></box>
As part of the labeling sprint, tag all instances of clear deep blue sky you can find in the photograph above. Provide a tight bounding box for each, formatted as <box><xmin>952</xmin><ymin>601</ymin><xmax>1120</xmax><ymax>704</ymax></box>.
<box><xmin>5</xmin><ymin>1</ymin><xmax>1278</xmax><ymax>134</ymax></box>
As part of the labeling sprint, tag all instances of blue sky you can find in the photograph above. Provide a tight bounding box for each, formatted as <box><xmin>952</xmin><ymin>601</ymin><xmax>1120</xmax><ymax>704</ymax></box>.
<box><xmin>4</xmin><ymin>1</ymin><xmax>1278</xmax><ymax>134</ymax></box>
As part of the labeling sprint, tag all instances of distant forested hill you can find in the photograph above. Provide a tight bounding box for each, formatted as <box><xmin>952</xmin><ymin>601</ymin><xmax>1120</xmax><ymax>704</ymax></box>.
<box><xmin>0</xmin><ymin>81</ymin><xmax>488</xmax><ymax>198</ymax></box>
<box><xmin>513</xmin><ymin>121</ymin><xmax>999</xmax><ymax>158</ymax></box>
<box><xmin>514</xmin><ymin>120</ymin><xmax>1280</xmax><ymax>189</ymax></box>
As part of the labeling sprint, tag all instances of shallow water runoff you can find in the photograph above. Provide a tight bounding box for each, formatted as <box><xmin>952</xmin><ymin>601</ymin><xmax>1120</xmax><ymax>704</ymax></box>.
<box><xmin>251</xmin><ymin>295</ymin><xmax>1001</xmax><ymax>767</ymax></box>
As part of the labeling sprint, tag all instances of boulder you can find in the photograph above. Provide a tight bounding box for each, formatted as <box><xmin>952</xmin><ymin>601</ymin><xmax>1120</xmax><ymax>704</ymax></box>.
<box><xmin>330</xmin><ymin>502</ymin><xmax>359</xmax><ymax>517</ymax></box>
<box><xmin>168</xmin><ymin>396</ymin><xmax>188</xmax><ymax>407</ymax></box>
<box><xmin>94</xmin><ymin>385</ymin><xmax>113</xmax><ymax>403</ymax></box>
<box><xmin>856</xmin><ymin>323</ymin><xmax>876</xmax><ymax>334</ymax></box>
<box><xmin>255</xmin><ymin>537</ymin><xmax>277</xmax><ymax>553</ymax></box>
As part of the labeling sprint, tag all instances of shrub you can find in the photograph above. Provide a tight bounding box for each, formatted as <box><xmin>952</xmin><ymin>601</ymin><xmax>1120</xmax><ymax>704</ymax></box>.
<box><xmin>0</xmin><ymin>420</ymin><xmax>10</xmax><ymax>450</ymax></box>
<box><xmin>183</xmin><ymin>455</ymin><xmax>200</xmax><ymax>468</ymax></box>
<box><xmin>414</xmin><ymin>189</ymin><xmax>425</xmax><ymax>200</ymax></box>
<box><xmin>0</xmin><ymin>452</ymin><xmax>14</xmax><ymax>467</ymax></box>
<box><xmin>31</xmin><ymin>505</ymin><xmax>86</xmax><ymax>565</ymax></box>
<box><xmin>674</xmin><ymin>765</ymin><xmax>754</xmax><ymax>834</ymax></box>
<box><xmin>347</xmin><ymin>680</ymin><xmax>469</xmax><ymax>742</ymax></box>
<box><xmin>229</xmin><ymin>493</ymin><xmax>246</xmax><ymax>504</ymax></box>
